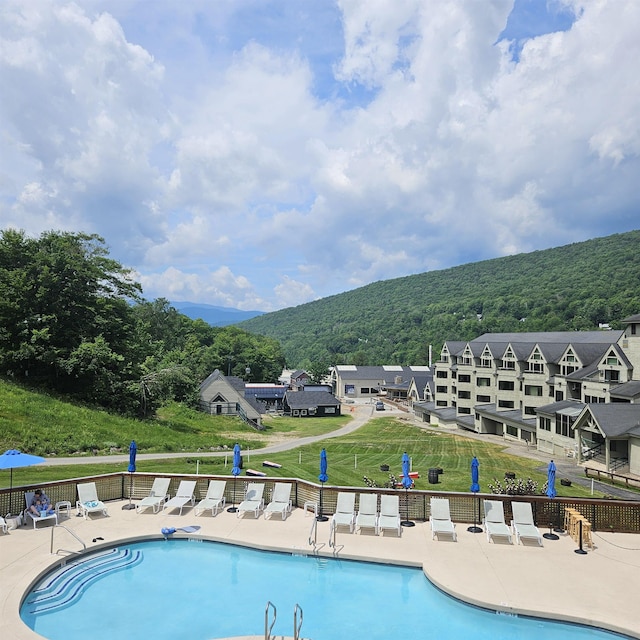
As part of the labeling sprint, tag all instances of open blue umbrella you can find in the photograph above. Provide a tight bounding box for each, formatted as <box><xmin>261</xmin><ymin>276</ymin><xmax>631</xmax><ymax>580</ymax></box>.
<box><xmin>543</xmin><ymin>459</ymin><xmax>559</xmax><ymax>540</ymax></box>
<box><xmin>401</xmin><ymin>452</ymin><xmax>414</xmax><ymax>527</ymax></box>
<box><xmin>317</xmin><ymin>448</ymin><xmax>329</xmax><ymax>521</ymax></box>
<box><xmin>468</xmin><ymin>456</ymin><xmax>482</xmax><ymax>533</ymax></box>
<box><xmin>0</xmin><ymin>449</ymin><xmax>46</xmax><ymax>515</ymax></box>
<box><xmin>122</xmin><ymin>441</ymin><xmax>137</xmax><ymax>510</ymax></box>
<box><xmin>228</xmin><ymin>443</ymin><xmax>242</xmax><ymax>512</ymax></box>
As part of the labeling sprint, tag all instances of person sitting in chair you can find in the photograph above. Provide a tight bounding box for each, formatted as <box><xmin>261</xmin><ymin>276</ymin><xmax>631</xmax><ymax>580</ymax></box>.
<box><xmin>29</xmin><ymin>489</ymin><xmax>54</xmax><ymax>516</ymax></box>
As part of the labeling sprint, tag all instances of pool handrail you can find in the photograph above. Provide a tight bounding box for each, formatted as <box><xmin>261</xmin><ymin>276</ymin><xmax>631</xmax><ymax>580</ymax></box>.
<box><xmin>50</xmin><ymin>523</ymin><xmax>87</xmax><ymax>556</ymax></box>
<box><xmin>264</xmin><ymin>600</ymin><xmax>276</xmax><ymax>640</ymax></box>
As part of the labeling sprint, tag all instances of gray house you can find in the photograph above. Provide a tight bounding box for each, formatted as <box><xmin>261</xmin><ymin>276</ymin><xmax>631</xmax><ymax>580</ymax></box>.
<box><xmin>283</xmin><ymin>389</ymin><xmax>341</xmax><ymax>417</ymax></box>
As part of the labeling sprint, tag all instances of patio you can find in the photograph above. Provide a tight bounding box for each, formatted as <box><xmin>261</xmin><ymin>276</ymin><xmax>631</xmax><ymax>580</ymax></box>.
<box><xmin>1</xmin><ymin>495</ymin><xmax>639</xmax><ymax>640</ymax></box>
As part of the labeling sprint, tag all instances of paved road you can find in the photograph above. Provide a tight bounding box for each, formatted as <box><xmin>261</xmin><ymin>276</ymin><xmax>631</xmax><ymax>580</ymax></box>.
<box><xmin>41</xmin><ymin>401</ymin><xmax>640</xmax><ymax>500</ymax></box>
<box><xmin>41</xmin><ymin>402</ymin><xmax>377</xmax><ymax>466</ymax></box>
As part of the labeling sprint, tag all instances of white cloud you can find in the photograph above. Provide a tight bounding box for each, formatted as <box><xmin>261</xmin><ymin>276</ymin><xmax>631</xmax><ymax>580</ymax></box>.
<box><xmin>1</xmin><ymin>0</ymin><xmax>639</xmax><ymax>311</ymax></box>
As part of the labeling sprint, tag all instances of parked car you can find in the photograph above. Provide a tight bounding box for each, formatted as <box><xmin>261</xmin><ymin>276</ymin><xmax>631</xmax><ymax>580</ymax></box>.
<box><xmin>375</xmin><ymin>401</ymin><xmax>385</xmax><ymax>411</ymax></box>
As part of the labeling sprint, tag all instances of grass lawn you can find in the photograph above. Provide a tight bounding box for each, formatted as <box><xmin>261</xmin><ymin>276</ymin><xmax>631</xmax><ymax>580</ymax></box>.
<box><xmin>9</xmin><ymin>416</ymin><xmax>606</xmax><ymax>498</ymax></box>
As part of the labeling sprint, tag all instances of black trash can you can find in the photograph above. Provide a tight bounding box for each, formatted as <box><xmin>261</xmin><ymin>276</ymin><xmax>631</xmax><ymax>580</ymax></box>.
<box><xmin>428</xmin><ymin>468</ymin><xmax>439</xmax><ymax>484</ymax></box>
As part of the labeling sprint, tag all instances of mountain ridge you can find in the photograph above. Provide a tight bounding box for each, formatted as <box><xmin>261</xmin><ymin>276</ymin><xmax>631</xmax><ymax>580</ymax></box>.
<box><xmin>237</xmin><ymin>230</ymin><xmax>640</xmax><ymax>367</ymax></box>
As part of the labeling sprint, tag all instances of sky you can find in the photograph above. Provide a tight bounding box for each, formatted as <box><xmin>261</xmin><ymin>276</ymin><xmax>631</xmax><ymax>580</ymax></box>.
<box><xmin>1</xmin><ymin>1</ymin><xmax>639</xmax><ymax>312</ymax></box>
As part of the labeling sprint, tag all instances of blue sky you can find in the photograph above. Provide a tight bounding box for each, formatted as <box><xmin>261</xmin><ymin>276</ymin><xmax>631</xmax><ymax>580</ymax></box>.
<box><xmin>1</xmin><ymin>1</ymin><xmax>638</xmax><ymax>311</ymax></box>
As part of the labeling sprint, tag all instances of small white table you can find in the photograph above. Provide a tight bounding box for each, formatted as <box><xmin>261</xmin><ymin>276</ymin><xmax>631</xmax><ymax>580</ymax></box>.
<box><xmin>303</xmin><ymin>501</ymin><xmax>318</xmax><ymax>517</ymax></box>
<box><xmin>55</xmin><ymin>501</ymin><xmax>72</xmax><ymax>519</ymax></box>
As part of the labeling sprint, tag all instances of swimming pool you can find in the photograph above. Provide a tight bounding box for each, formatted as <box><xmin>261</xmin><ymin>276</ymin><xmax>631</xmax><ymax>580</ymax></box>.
<box><xmin>21</xmin><ymin>539</ymin><xmax>631</xmax><ymax>640</ymax></box>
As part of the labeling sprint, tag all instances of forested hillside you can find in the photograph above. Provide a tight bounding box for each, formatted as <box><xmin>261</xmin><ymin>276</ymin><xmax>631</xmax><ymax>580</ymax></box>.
<box><xmin>239</xmin><ymin>230</ymin><xmax>640</xmax><ymax>367</ymax></box>
<box><xmin>0</xmin><ymin>230</ymin><xmax>285</xmax><ymax>416</ymax></box>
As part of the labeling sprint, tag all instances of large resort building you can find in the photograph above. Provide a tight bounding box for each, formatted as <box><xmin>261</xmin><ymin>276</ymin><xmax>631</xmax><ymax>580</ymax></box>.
<box><xmin>413</xmin><ymin>314</ymin><xmax>640</xmax><ymax>476</ymax></box>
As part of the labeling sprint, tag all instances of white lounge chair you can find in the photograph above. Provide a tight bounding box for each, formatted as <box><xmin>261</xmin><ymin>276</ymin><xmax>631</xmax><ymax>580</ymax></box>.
<box><xmin>195</xmin><ymin>480</ymin><xmax>227</xmax><ymax>517</ymax></box>
<box><xmin>511</xmin><ymin>501</ymin><xmax>543</xmax><ymax>546</ymax></box>
<box><xmin>0</xmin><ymin>515</ymin><xmax>8</xmax><ymax>534</ymax></box>
<box><xmin>356</xmin><ymin>493</ymin><xmax>379</xmax><ymax>534</ymax></box>
<box><xmin>483</xmin><ymin>500</ymin><xmax>512</xmax><ymax>544</ymax></box>
<box><xmin>378</xmin><ymin>494</ymin><xmax>401</xmax><ymax>536</ymax></box>
<box><xmin>23</xmin><ymin>491</ymin><xmax>58</xmax><ymax>529</ymax></box>
<box><xmin>264</xmin><ymin>483</ymin><xmax>292</xmax><ymax>520</ymax></box>
<box><xmin>136</xmin><ymin>478</ymin><xmax>171</xmax><ymax>514</ymax></box>
<box><xmin>237</xmin><ymin>483</ymin><xmax>265</xmax><ymax>518</ymax></box>
<box><xmin>163</xmin><ymin>480</ymin><xmax>197</xmax><ymax>515</ymax></box>
<box><xmin>76</xmin><ymin>482</ymin><xmax>109</xmax><ymax>520</ymax></box>
<box><xmin>429</xmin><ymin>497</ymin><xmax>457</xmax><ymax>541</ymax></box>
<box><xmin>331</xmin><ymin>492</ymin><xmax>356</xmax><ymax>533</ymax></box>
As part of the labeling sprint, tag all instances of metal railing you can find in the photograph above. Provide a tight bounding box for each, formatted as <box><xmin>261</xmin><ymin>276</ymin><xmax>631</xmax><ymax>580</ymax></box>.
<box><xmin>264</xmin><ymin>601</ymin><xmax>276</xmax><ymax>640</ymax></box>
<box><xmin>308</xmin><ymin>516</ymin><xmax>317</xmax><ymax>547</ymax></box>
<box><xmin>50</xmin><ymin>524</ymin><xmax>87</xmax><ymax>556</ymax></box>
<box><xmin>293</xmin><ymin>603</ymin><xmax>303</xmax><ymax>640</ymax></box>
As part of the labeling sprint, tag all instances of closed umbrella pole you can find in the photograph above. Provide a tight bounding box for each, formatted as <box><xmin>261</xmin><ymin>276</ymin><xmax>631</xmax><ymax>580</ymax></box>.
<box><xmin>468</xmin><ymin>456</ymin><xmax>482</xmax><ymax>533</ymax></box>
<box><xmin>122</xmin><ymin>440</ymin><xmax>137</xmax><ymax>510</ymax></box>
<box><xmin>228</xmin><ymin>443</ymin><xmax>242</xmax><ymax>512</ymax></box>
<box><xmin>401</xmin><ymin>452</ymin><xmax>414</xmax><ymax>527</ymax></box>
<box><xmin>543</xmin><ymin>460</ymin><xmax>560</xmax><ymax>540</ymax></box>
<box><xmin>317</xmin><ymin>448</ymin><xmax>329</xmax><ymax>522</ymax></box>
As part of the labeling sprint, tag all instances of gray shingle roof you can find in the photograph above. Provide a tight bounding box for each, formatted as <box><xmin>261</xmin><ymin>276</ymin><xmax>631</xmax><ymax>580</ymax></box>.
<box><xmin>284</xmin><ymin>390</ymin><xmax>340</xmax><ymax>410</ymax></box>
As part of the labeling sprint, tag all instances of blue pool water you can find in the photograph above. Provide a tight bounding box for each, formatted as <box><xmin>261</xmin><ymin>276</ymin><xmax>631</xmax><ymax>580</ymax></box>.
<box><xmin>21</xmin><ymin>539</ymin><xmax>631</xmax><ymax>640</ymax></box>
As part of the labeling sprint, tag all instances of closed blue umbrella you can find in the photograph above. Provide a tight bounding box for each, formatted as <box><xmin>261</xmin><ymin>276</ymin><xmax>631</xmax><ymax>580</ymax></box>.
<box><xmin>122</xmin><ymin>441</ymin><xmax>137</xmax><ymax>510</ymax></box>
<box><xmin>0</xmin><ymin>449</ymin><xmax>46</xmax><ymax>515</ymax></box>
<box><xmin>544</xmin><ymin>459</ymin><xmax>559</xmax><ymax>540</ymax></box>
<box><xmin>468</xmin><ymin>456</ymin><xmax>482</xmax><ymax>533</ymax></box>
<box><xmin>228</xmin><ymin>443</ymin><xmax>242</xmax><ymax>512</ymax></box>
<box><xmin>546</xmin><ymin>460</ymin><xmax>557</xmax><ymax>498</ymax></box>
<box><xmin>401</xmin><ymin>452</ymin><xmax>414</xmax><ymax>527</ymax></box>
<box><xmin>128</xmin><ymin>440</ymin><xmax>137</xmax><ymax>473</ymax></box>
<box><xmin>317</xmin><ymin>448</ymin><xmax>328</xmax><ymax>521</ymax></box>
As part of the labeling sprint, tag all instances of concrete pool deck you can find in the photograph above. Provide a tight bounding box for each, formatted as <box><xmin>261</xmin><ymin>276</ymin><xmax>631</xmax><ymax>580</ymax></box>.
<box><xmin>1</xmin><ymin>499</ymin><xmax>639</xmax><ymax>640</ymax></box>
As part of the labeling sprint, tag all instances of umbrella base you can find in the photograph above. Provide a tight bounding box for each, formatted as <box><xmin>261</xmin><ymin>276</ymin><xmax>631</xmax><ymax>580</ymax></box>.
<box><xmin>121</xmin><ymin>503</ymin><xmax>136</xmax><ymax>510</ymax></box>
<box><xmin>401</xmin><ymin>520</ymin><xmax>415</xmax><ymax>527</ymax></box>
<box><xmin>227</xmin><ymin>506</ymin><xmax>238</xmax><ymax>513</ymax></box>
<box><xmin>467</xmin><ymin>525</ymin><xmax>483</xmax><ymax>533</ymax></box>
<box><xmin>543</xmin><ymin>532</ymin><xmax>560</xmax><ymax>540</ymax></box>
<box><xmin>316</xmin><ymin>515</ymin><xmax>329</xmax><ymax>522</ymax></box>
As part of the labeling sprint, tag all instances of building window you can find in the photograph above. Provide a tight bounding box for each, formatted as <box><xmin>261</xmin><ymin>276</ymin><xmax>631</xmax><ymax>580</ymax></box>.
<box><xmin>524</xmin><ymin>406</ymin><xmax>537</xmax><ymax>415</ymax></box>
<box><xmin>498</xmin><ymin>380</ymin><xmax>515</xmax><ymax>391</ymax></box>
<box><xmin>436</xmin><ymin>370</ymin><xmax>448</xmax><ymax>379</ymax></box>
<box><xmin>360</xmin><ymin>388</ymin><xmax>370</xmax><ymax>394</ymax></box>
<box><xmin>603</xmin><ymin>370</ymin><xmax>620</xmax><ymax>383</ymax></box>
<box><xmin>458</xmin><ymin>390</ymin><xmax>471</xmax><ymax>399</ymax></box>
<box><xmin>498</xmin><ymin>400</ymin><xmax>515</xmax><ymax>408</ymax></box>
<box><xmin>436</xmin><ymin>385</ymin><xmax>448</xmax><ymax>393</ymax></box>
<box><xmin>555</xmin><ymin>414</ymin><xmax>575</xmax><ymax>437</ymax></box>
<box><xmin>540</xmin><ymin>416</ymin><xmax>551</xmax><ymax>431</ymax></box>
<box><xmin>506</xmin><ymin>425</ymin><xmax>518</xmax><ymax>437</ymax></box>
<box><xmin>476</xmin><ymin>394</ymin><xmax>491</xmax><ymax>403</ymax></box>
<box><xmin>525</xmin><ymin>385</ymin><xmax>543</xmax><ymax>396</ymax></box>
<box><xmin>436</xmin><ymin>400</ymin><xmax>448</xmax><ymax>407</ymax></box>
<box><xmin>345</xmin><ymin>385</ymin><xmax>355</xmax><ymax>395</ymax></box>
<box><xmin>477</xmin><ymin>377</ymin><xmax>491</xmax><ymax>387</ymax></box>
<box><xmin>458</xmin><ymin>374</ymin><xmax>471</xmax><ymax>383</ymax></box>
<box><xmin>458</xmin><ymin>407</ymin><xmax>471</xmax><ymax>414</ymax></box>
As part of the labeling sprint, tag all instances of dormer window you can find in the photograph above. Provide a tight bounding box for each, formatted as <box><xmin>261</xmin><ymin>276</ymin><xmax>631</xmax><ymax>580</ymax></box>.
<box><xmin>480</xmin><ymin>346</ymin><xmax>492</xmax><ymax>368</ymax></box>
<box><xmin>560</xmin><ymin>349</ymin><xmax>580</xmax><ymax>376</ymax></box>
<box><xmin>501</xmin><ymin>346</ymin><xmax>516</xmax><ymax>370</ymax></box>
<box><xmin>526</xmin><ymin>348</ymin><xmax>544</xmax><ymax>373</ymax></box>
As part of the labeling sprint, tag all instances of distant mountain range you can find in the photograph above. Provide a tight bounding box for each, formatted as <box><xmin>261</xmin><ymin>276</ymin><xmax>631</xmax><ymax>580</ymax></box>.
<box><xmin>171</xmin><ymin>301</ymin><xmax>264</xmax><ymax>326</ymax></box>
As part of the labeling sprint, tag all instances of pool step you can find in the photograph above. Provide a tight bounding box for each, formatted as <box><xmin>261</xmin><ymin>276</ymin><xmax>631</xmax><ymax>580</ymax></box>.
<box><xmin>27</xmin><ymin>548</ymin><xmax>143</xmax><ymax>614</ymax></box>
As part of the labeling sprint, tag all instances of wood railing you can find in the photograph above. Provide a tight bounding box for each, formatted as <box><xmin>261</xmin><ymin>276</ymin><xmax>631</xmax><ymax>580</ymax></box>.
<box><xmin>2</xmin><ymin>472</ymin><xmax>640</xmax><ymax>533</ymax></box>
